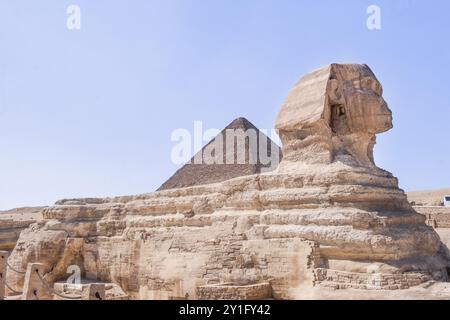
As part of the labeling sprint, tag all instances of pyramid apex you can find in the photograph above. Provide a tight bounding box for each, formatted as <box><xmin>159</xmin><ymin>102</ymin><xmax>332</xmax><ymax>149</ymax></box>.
<box><xmin>224</xmin><ymin>117</ymin><xmax>257</xmax><ymax>131</ymax></box>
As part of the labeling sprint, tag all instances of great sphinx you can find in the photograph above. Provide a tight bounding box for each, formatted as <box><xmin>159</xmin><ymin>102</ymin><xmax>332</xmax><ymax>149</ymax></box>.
<box><xmin>6</xmin><ymin>64</ymin><xmax>449</xmax><ymax>299</ymax></box>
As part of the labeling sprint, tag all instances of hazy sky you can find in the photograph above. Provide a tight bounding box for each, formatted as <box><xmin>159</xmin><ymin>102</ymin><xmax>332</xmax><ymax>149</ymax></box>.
<box><xmin>1</xmin><ymin>0</ymin><xmax>449</xmax><ymax>210</ymax></box>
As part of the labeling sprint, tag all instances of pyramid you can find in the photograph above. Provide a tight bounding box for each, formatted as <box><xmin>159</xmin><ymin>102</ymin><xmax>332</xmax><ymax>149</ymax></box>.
<box><xmin>158</xmin><ymin>117</ymin><xmax>282</xmax><ymax>190</ymax></box>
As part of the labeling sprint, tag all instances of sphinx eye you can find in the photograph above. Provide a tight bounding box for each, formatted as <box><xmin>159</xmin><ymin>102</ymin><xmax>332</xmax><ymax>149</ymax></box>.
<box><xmin>361</xmin><ymin>78</ymin><xmax>372</xmax><ymax>89</ymax></box>
<box><xmin>361</xmin><ymin>77</ymin><xmax>382</xmax><ymax>95</ymax></box>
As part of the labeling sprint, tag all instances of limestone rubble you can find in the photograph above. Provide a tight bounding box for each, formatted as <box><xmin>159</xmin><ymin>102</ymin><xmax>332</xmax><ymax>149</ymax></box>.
<box><xmin>4</xmin><ymin>64</ymin><xmax>450</xmax><ymax>300</ymax></box>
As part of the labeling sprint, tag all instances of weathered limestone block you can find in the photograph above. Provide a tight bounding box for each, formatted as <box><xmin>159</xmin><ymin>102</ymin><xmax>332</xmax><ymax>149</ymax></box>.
<box><xmin>82</xmin><ymin>283</ymin><xmax>105</xmax><ymax>300</ymax></box>
<box><xmin>415</xmin><ymin>206</ymin><xmax>450</xmax><ymax>228</ymax></box>
<box><xmin>313</xmin><ymin>268</ymin><xmax>432</xmax><ymax>290</ymax></box>
<box><xmin>53</xmin><ymin>281</ymin><xmax>128</xmax><ymax>300</ymax></box>
<box><xmin>22</xmin><ymin>263</ymin><xmax>52</xmax><ymax>300</ymax></box>
<box><xmin>7</xmin><ymin>223</ymin><xmax>84</xmax><ymax>290</ymax></box>
<box><xmin>197</xmin><ymin>282</ymin><xmax>272</xmax><ymax>300</ymax></box>
<box><xmin>0</xmin><ymin>207</ymin><xmax>44</xmax><ymax>250</ymax></box>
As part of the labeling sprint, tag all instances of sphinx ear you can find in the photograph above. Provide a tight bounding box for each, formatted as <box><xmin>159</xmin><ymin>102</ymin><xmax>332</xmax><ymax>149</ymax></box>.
<box><xmin>328</xmin><ymin>79</ymin><xmax>343</xmax><ymax>104</ymax></box>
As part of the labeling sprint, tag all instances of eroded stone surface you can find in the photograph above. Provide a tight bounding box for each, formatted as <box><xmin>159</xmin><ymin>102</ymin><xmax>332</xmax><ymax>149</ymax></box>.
<box><xmin>0</xmin><ymin>207</ymin><xmax>44</xmax><ymax>250</ymax></box>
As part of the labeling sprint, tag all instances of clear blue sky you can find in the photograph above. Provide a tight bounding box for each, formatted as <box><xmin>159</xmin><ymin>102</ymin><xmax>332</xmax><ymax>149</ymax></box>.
<box><xmin>1</xmin><ymin>0</ymin><xmax>449</xmax><ymax>210</ymax></box>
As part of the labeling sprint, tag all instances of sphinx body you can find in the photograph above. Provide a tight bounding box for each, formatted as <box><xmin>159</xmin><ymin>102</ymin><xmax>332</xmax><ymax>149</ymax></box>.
<box><xmin>6</xmin><ymin>64</ymin><xmax>449</xmax><ymax>299</ymax></box>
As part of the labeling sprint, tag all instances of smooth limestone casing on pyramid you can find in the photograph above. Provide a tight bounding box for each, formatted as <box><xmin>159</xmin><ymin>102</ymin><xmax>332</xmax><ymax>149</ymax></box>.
<box><xmin>6</xmin><ymin>64</ymin><xmax>450</xmax><ymax>300</ymax></box>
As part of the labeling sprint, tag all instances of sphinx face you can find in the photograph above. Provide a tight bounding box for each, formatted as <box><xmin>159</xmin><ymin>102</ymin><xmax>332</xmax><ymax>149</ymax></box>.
<box><xmin>329</xmin><ymin>65</ymin><xmax>393</xmax><ymax>136</ymax></box>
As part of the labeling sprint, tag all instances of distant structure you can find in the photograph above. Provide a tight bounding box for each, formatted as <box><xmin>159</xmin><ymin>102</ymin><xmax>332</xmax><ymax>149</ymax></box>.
<box><xmin>444</xmin><ymin>195</ymin><xmax>450</xmax><ymax>207</ymax></box>
<box><xmin>407</xmin><ymin>189</ymin><xmax>450</xmax><ymax>206</ymax></box>
<box><xmin>158</xmin><ymin>117</ymin><xmax>282</xmax><ymax>190</ymax></box>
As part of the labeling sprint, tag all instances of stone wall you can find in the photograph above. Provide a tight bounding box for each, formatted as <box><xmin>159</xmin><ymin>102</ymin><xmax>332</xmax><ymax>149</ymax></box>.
<box><xmin>86</xmin><ymin>215</ymin><xmax>319</xmax><ymax>300</ymax></box>
<box><xmin>414</xmin><ymin>206</ymin><xmax>450</xmax><ymax>228</ymax></box>
<box><xmin>313</xmin><ymin>268</ymin><xmax>431</xmax><ymax>290</ymax></box>
<box><xmin>196</xmin><ymin>283</ymin><xmax>272</xmax><ymax>300</ymax></box>
<box><xmin>414</xmin><ymin>206</ymin><xmax>450</xmax><ymax>263</ymax></box>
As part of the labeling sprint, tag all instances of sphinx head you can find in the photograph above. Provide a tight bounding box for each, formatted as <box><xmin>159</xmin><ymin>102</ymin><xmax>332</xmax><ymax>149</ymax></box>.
<box><xmin>328</xmin><ymin>64</ymin><xmax>392</xmax><ymax>135</ymax></box>
<box><xmin>275</xmin><ymin>63</ymin><xmax>392</xmax><ymax>167</ymax></box>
